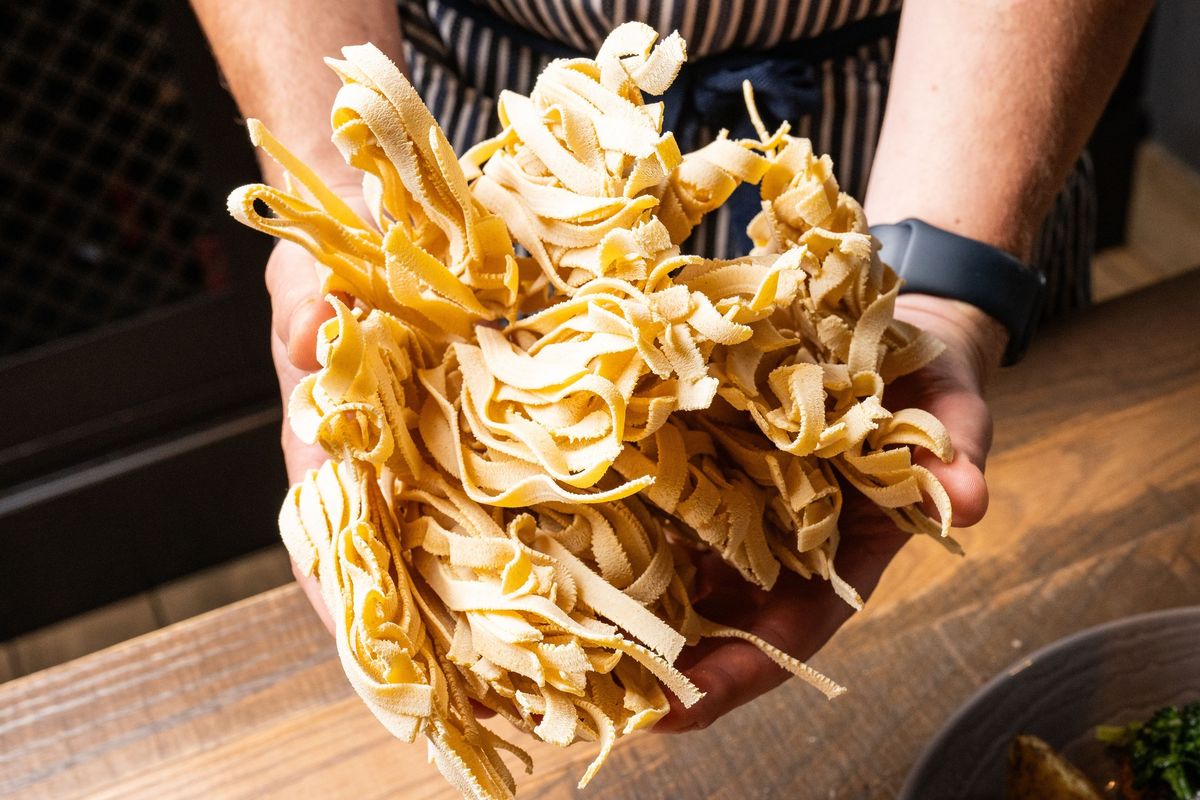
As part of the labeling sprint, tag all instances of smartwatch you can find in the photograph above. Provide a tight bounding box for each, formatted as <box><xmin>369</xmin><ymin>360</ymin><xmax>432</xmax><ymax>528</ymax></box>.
<box><xmin>869</xmin><ymin>218</ymin><xmax>1045</xmax><ymax>366</ymax></box>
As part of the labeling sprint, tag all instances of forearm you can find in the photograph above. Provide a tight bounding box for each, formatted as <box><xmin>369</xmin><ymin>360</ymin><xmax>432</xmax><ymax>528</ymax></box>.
<box><xmin>864</xmin><ymin>0</ymin><xmax>1153</xmax><ymax>261</ymax></box>
<box><xmin>190</xmin><ymin>0</ymin><xmax>404</xmax><ymax>187</ymax></box>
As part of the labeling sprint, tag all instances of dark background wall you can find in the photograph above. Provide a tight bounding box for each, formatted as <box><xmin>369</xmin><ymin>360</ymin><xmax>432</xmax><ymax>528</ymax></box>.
<box><xmin>1146</xmin><ymin>0</ymin><xmax>1200</xmax><ymax>171</ymax></box>
<box><xmin>0</xmin><ymin>1</ymin><xmax>283</xmax><ymax>639</ymax></box>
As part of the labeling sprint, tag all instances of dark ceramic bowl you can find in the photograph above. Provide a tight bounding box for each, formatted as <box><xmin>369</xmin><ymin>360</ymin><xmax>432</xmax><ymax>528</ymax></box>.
<box><xmin>899</xmin><ymin>606</ymin><xmax>1200</xmax><ymax>800</ymax></box>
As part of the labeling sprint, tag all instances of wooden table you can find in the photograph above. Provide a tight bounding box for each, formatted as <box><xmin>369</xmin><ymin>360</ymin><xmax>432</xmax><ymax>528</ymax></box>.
<box><xmin>4</xmin><ymin>271</ymin><xmax>1199</xmax><ymax>800</ymax></box>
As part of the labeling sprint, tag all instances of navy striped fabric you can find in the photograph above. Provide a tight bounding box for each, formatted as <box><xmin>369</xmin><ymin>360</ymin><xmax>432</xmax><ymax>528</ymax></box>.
<box><xmin>396</xmin><ymin>0</ymin><xmax>1095</xmax><ymax>317</ymax></box>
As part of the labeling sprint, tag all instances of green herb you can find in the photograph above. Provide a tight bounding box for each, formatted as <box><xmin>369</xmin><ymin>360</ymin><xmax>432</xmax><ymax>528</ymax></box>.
<box><xmin>1098</xmin><ymin>702</ymin><xmax>1200</xmax><ymax>800</ymax></box>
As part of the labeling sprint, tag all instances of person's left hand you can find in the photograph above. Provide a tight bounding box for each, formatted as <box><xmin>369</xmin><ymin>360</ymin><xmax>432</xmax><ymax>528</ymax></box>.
<box><xmin>655</xmin><ymin>293</ymin><xmax>1006</xmax><ymax>732</ymax></box>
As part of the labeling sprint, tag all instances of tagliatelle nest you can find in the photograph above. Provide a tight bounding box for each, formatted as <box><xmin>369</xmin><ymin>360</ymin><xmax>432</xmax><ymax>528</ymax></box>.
<box><xmin>228</xmin><ymin>24</ymin><xmax>957</xmax><ymax>800</ymax></box>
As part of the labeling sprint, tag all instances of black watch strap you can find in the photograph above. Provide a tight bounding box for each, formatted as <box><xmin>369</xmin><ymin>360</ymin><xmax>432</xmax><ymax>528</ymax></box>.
<box><xmin>870</xmin><ymin>218</ymin><xmax>1045</xmax><ymax>366</ymax></box>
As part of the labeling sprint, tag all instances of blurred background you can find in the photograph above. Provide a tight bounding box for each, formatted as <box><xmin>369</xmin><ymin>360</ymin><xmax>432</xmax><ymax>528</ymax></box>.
<box><xmin>0</xmin><ymin>0</ymin><xmax>1197</xmax><ymax>682</ymax></box>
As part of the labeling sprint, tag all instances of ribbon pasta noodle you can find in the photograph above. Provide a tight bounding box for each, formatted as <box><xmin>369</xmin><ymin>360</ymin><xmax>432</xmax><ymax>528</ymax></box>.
<box><xmin>229</xmin><ymin>23</ymin><xmax>955</xmax><ymax>799</ymax></box>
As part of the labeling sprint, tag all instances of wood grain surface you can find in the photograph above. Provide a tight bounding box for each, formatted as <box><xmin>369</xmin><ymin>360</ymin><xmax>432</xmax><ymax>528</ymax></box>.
<box><xmin>3</xmin><ymin>271</ymin><xmax>1198</xmax><ymax>800</ymax></box>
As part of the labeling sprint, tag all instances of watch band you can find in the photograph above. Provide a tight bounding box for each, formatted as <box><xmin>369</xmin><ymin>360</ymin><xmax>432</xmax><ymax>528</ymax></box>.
<box><xmin>870</xmin><ymin>218</ymin><xmax>1045</xmax><ymax>366</ymax></box>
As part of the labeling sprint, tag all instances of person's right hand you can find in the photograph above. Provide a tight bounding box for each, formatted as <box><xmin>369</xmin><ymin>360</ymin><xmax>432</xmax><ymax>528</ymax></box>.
<box><xmin>265</xmin><ymin>237</ymin><xmax>340</xmax><ymax>633</ymax></box>
<box><xmin>264</xmin><ymin>230</ymin><xmax>497</xmax><ymax>725</ymax></box>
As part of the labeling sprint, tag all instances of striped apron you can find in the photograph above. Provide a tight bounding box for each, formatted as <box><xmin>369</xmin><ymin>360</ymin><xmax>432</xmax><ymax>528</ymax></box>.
<box><xmin>396</xmin><ymin>0</ymin><xmax>1095</xmax><ymax>317</ymax></box>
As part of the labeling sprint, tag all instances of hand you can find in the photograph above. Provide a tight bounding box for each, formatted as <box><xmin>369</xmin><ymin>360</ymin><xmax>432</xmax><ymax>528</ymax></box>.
<box><xmin>264</xmin><ymin>216</ymin><xmax>498</xmax><ymax>731</ymax></box>
<box><xmin>265</xmin><ymin>237</ymin><xmax>340</xmax><ymax>633</ymax></box>
<box><xmin>655</xmin><ymin>294</ymin><xmax>1006</xmax><ymax>732</ymax></box>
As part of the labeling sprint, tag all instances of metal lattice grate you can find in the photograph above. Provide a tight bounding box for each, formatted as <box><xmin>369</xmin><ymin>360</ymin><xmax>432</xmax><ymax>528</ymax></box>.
<box><xmin>0</xmin><ymin>0</ymin><xmax>225</xmax><ymax>356</ymax></box>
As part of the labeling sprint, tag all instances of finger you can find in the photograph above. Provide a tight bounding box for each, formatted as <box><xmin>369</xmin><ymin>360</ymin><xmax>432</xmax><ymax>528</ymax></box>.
<box><xmin>659</xmin><ymin>575</ymin><xmax>843</xmax><ymax>734</ymax></box>
<box><xmin>691</xmin><ymin>549</ymin><xmax>772</xmax><ymax>612</ymax></box>
<box><xmin>271</xmin><ymin>329</ymin><xmax>331</xmax><ymax>480</ymax></box>
<box><xmin>286</xmin><ymin>297</ymin><xmax>333</xmax><ymax>372</ymax></box>
<box><xmin>284</xmin><ymin>289</ymin><xmax>351</xmax><ymax>373</ymax></box>
<box><xmin>292</xmin><ymin>559</ymin><xmax>334</xmax><ymax>635</ymax></box>
<box><xmin>912</xmin><ymin>385</ymin><xmax>992</xmax><ymax>526</ymax></box>
<box><xmin>280</xmin><ymin>421</ymin><xmax>329</xmax><ymax>480</ymax></box>
<box><xmin>920</xmin><ymin>449</ymin><xmax>988</xmax><ymax>528</ymax></box>
<box><xmin>265</xmin><ymin>242</ymin><xmax>319</xmax><ymax>358</ymax></box>
<box><xmin>657</xmin><ymin>524</ymin><xmax>909</xmax><ymax>733</ymax></box>
<box><xmin>264</xmin><ymin>242</ymin><xmax>342</xmax><ymax>372</ymax></box>
<box><xmin>470</xmin><ymin>701</ymin><xmax>496</xmax><ymax>719</ymax></box>
<box><xmin>657</xmin><ymin>639</ymin><xmax>789</xmax><ymax>733</ymax></box>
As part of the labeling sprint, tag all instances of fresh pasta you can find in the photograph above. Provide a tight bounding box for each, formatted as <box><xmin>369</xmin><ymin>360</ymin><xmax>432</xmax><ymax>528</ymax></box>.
<box><xmin>229</xmin><ymin>24</ymin><xmax>956</xmax><ymax>799</ymax></box>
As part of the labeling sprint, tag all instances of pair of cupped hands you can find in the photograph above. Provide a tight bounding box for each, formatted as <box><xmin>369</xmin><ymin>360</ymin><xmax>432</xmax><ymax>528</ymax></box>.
<box><xmin>266</xmin><ymin>199</ymin><xmax>1004</xmax><ymax>731</ymax></box>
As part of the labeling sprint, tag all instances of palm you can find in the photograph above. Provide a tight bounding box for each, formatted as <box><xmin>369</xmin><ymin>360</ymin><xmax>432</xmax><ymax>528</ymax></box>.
<box><xmin>656</xmin><ymin>298</ymin><xmax>1001</xmax><ymax>732</ymax></box>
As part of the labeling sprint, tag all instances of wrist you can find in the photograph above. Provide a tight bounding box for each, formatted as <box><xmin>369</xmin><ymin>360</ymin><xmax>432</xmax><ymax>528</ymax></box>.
<box><xmin>865</xmin><ymin>203</ymin><xmax>1036</xmax><ymax>265</ymax></box>
<box><xmin>872</xmin><ymin>217</ymin><xmax>1044</xmax><ymax>366</ymax></box>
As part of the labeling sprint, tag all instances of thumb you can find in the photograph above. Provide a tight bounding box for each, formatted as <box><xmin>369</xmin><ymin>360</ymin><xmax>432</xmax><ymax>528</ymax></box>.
<box><xmin>890</xmin><ymin>295</ymin><xmax>1003</xmax><ymax>529</ymax></box>
<box><xmin>265</xmin><ymin>240</ymin><xmax>336</xmax><ymax>372</ymax></box>
<box><xmin>913</xmin><ymin>382</ymin><xmax>992</xmax><ymax>527</ymax></box>
<box><xmin>264</xmin><ymin>245</ymin><xmax>337</xmax><ymax>486</ymax></box>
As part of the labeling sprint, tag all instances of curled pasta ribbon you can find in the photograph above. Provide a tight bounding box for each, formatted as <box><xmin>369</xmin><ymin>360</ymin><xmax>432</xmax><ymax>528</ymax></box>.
<box><xmin>283</xmin><ymin>460</ymin><xmax>701</xmax><ymax>793</ymax></box>
<box><xmin>281</xmin><ymin>462</ymin><xmax>526</xmax><ymax>798</ymax></box>
<box><xmin>327</xmin><ymin>46</ymin><xmax>520</xmax><ymax>311</ymax></box>
<box><xmin>234</xmin><ymin>24</ymin><xmax>959</xmax><ymax>799</ymax></box>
